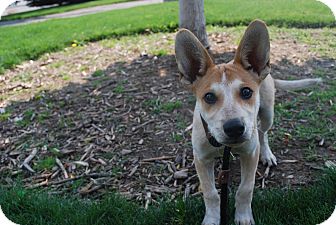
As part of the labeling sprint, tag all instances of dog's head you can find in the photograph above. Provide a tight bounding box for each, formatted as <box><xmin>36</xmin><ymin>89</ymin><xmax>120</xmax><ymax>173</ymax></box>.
<box><xmin>175</xmin><ymin>20</ymin><xmax>270</xmax><ymax>147</ymax></box>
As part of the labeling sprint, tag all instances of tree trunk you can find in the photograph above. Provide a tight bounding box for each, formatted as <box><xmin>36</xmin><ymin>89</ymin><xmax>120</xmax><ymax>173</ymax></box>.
<box><xmin>179</xmin><ymin>0</ymin><xmax>210</xmax><ymax>49</ymax></box>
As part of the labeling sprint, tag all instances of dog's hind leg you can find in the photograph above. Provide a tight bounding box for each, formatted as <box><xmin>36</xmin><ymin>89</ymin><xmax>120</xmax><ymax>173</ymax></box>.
<box><xmin>194</xmin><ymin>156</ymin><xmax>220</xmax><ymax>225</ymax></box>
<box><xmin>258</xmin><ymin>76</ymin><xmax>277</xmax><ymax>166</ymax></box>
<box><xmin>258</xmin><ymin>107</ymin><xmax>277</xmax><ymax>166</ymax></box>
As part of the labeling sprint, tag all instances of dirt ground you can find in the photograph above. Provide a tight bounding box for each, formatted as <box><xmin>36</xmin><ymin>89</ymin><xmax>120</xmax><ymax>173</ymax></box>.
<box><xmin>0</xmin><ymin>28</ymin><xmax>335</xmax><ymax>204</ymax></box>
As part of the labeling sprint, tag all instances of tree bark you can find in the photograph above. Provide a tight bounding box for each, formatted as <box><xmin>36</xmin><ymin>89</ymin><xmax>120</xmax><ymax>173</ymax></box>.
<box><xmin>179</xmin><ymin>0</ymin><xmax>210</xmax><ymax>49</ymax></box>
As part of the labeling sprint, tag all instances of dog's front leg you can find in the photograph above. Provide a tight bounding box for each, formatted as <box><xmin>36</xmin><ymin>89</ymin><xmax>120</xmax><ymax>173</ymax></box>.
<box><xmin>234</xmin><ymin>145</ymin><xmax>259</xmax><ymax>225</ymax></box>
<box><xmin>195</xmin><ymin>156</ymin><xmax>220</xmax><ymax>225</ymax></box>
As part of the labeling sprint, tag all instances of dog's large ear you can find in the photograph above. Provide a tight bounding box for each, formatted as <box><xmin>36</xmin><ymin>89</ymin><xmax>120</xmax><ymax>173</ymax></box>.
<box><xmin>175</xmin><ymin>29</ymin><xmax>214</xmax><ymax>85</ymax></box>
<box><xmin>234</xmin><ymin>20</ymin><xmax>270</xmax><ymax>80</ymax></box>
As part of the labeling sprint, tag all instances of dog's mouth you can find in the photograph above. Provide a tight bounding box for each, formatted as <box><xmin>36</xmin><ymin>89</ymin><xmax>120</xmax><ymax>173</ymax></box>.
<box><xmin>209</xmin><ymin>127</ymin><xmax>250</xmax><ymax>147</ymax></box>
<box><xmin>221</xmin><ymin>136</ymin><xmax>248</xmax><ymax>147</ymax></box>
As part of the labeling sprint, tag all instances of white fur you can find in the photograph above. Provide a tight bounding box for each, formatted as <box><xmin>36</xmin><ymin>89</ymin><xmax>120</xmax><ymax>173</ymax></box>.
<box><xmin>274</xmin><ymin>78</ymin><xmax>322</xmax><ymax>90</ymax></box>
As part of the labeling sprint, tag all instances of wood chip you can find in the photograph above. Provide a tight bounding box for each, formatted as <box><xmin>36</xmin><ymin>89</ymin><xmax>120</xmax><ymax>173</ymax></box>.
<box><xmin>128</xmin><ymin>165</ymin><xmax>139</xmax><ymax>177</ymax></box>
<box><xmin>167</xmin><ymin>163</ymin><xmax>175</xmax><ymax>173</ymax></box>
<box><xmin>80</xmin><ymin>144</ymin><xmax>93</xmax><ymax>161</ymax></box>
<box><xmin>264</xmin><ymin>166</ymin><xmax>270</xmax><ymax>178</ymax></box>
<box><xmin>164</xmin><ymin>174</ymin><xmax>173</xmax><ymax>184</ymax></box>
<box><xmin>280</xmin><ymin>159</ymin><xmax>298</xmax><ymax>163</ymax></box>
<box><xmin>145</xmin><ymin>192</ymin><xmax>151</xmax><ymax>210</ymax></box>
<box><xmin>183</xmin><ymin>184</ymin><xmax>191</xmax><ymax>202</ymax></box>
<box><xmin>184</xmin><ymin>124</ymin><xmax>193</xmax><ymax>132</ymax></box>
<box><xmin>23</xmin><ymin>173</ymin><xmax>52</xmax><ymax>181</ymax></box>
<box><xmin>98</xmin><ymin>158</ymin><xmax>107</xmax><ymax>166</ymax></box>
<box><xmin>182</xmin><ymin>149</ymin><xmax>187</xmax><ymax>168</ymax></box>
<box><xmin>319</xmin><ymin>138</ymin><xmax>325</xmax><ymax>146</ymax></box>
<box><xmin>262</xmin><ymin>166</ymin><xmax>271</xmax><ymax>189</ymax></box>
<box><xmin>56</xmin><ymin>158</ymin><xmax>69</xmax><ymax>179</ymax></box>
<box><xmin>80</xmin><ymin>185</ymin><xmax>103</xmax><ymax>195</ymax></box>
<box><xmin>27</xmin><ymin>180</ymin><xmax>48</xmax><ymax>189</ymax></box>
<box><xmin>174</xmin><ymin>170</ymin><xmax>188</xmax><ymax>179</ymax></box>
<box><xmin>73</xmin><ymin>161</ymin><xmax>89</xmax><ymax>167</ymax></box>
<box><xmin>121</xmin><ymin>149</ymin><xmax>132</xmax><ymax>155</ymax></box>
<box><xmin>79</xmin><ymin>181</ymin><xmax>93</xmax><ymax>193</ymax></box>
<box><xmin>92</xmin><ymin>124</ymin><xmax>105</xmax><ymax>133</ymax></box>
<box><xmin>132</xmin><ymin>119</ymin><xmax>155</xmax><ymax>132</ymax></box>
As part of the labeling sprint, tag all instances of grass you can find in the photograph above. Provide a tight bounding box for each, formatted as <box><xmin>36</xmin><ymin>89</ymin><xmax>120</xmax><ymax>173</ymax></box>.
<box><xmin>113</xmin><ymin>84</ymin><xmax>125</xmax><ymax>94</ymax></box>
<box><xmin>161</xmin><ymin>101</ymin><xmax>182</xmax><ymax>112</ymax></box>
<box><xmin>1</xmin><ymin>169</ymin><xmax>335</xmax><ymax>225</ymax></box>
<box><xmin>34</xmin><ymin>156</ymin><xmax>56</xmax><ymax>171</ymax></box>
<box><xmin>144</xmin><ymin>98</ymin><xmax>182</xmax><ymax>114</ymax></box>
<box><xmin>0</xmin><ymin>112</ymin><xmax>11</xmax><ymax>121</ymax></box>
<box><xmin>172</xmin><ymin>132</ymin><xmax>183</xmax><ymax>142</ymax></box>
<box><xmin>16</xmin><ymin>109</ymin><xmax>34</xmax><ymax>127</ymax></box>
<box><xmin>1</xmin><ymin>0</ymin><xmax>136</xmax><ymax>21</ymax></box>
<box><xmin>92</xmin><ymin>70</ymin><xmax>104</xmax><ymax>77</ymax></box>
<box><xmin>273</xmin><ymin>73</ymin><xmax>336</xmax><ymax>161</ymax></box>
<box><xmin>0</xmin><ymin>0</ymin><xmax>335</xmax><ymax>73</ymax></box>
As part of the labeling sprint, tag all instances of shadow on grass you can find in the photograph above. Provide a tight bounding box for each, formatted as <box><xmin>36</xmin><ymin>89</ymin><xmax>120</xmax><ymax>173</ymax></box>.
<box><xmin>0</xmin><ymin>51</ymin><xmax>335</xmax><ymax>224</ymax></box>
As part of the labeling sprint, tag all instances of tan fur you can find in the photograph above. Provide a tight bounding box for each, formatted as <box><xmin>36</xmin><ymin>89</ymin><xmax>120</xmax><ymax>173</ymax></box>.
<box><xmin>175</xmin><ymin>20</ymin><xmax>321</xmax><ymax>225</ymax></box>
<box><xmin>225</xmin><ymin>64</ymin><xmax>259</xmax><ymax>107</ymax></box>
<box><xmin>191</xmin><ymin>64</ymin><xmax>260</xmax><ymax>114</ymax></box>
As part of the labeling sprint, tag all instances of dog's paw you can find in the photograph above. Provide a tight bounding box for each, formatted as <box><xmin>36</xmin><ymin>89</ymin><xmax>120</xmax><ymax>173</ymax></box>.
<box><xmin>202</xmin><ymin>214</ymin><xmax>220</xmax><ymax>225</ymax></box>
<box><xmin>202</xmin><ymin>217</ymin><xmax>219</xmax><ymax>225</ymax></box>
<box><xmin>260</xmin><ymin>147</ymin><xmax>277</xmax><ymax>167</ymax></box>
<box><xmin>234</xmin><ymin>210</ymin><xmax>255</xmax><ymax>225</ymax></box>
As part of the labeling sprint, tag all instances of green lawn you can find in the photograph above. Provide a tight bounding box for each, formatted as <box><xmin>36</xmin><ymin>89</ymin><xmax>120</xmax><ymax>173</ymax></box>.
<box><xmin>1</xmin><ymin>169</ymin><xmax>335</xmax><ymax>225</ymax></box>
<box><xmin>1</xmin><ymin>0</ymin><xmax>136</xmax><ymax>21</ymax></box>
<box><xmin>0</xmin><ymin>0</ymin><xmax>335</xmax><ymax>74</ymax></box>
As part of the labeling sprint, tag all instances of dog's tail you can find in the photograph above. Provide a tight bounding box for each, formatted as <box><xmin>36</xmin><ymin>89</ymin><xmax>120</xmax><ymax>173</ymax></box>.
<box><xmin>274</xmin><ymin>78</ymin><xmax>322</xmax><ymax>91</ymax></box>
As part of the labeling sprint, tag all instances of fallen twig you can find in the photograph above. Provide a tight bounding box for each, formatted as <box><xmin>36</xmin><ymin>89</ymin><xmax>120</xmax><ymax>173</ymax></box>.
<box><xmin>56</xmin><ymin>158</ymin><xmax>69</xmax><ymax>179</ymax></box>
<box><xmin>80</xmin><ymin>144</ymin><xmax>93</xmax><ymax>161</ymax></box>
<box><xmin>23</xmin><ymin>173</ymin><xmax>52</xmax><ymax>181</ymax></box>
<box><xmin>141</xmin><ymin>156</ymin><xmax>175</xmax><ymax>162</ymax></box>
<box><xmin>280</xmin><ymin>159</ymin><xmax>298</xmax><ymax>163</ymax></box>
<box><xmin>20</xmin><ymin>148</ymin><xmax>38</xmax><ymax>173</ymax></box>
<box><xmin>27</xmin><ymin>180</ymin><xmax>49</xmax><ymax>189</ymax></box>
<box><xmin>114</xmin><ymin>106</ymin><xmax>132</xmax><ymax>118</ymax></box>
<box><xmin>184</xmin><ymin>124</ymin><xmax>193</xmax><ymax>132</ymax></box>
<box><xmin>92</xmin><ymin>124</ymin><xmax>105</xmax><ymax>133</ymax></box>
<box><xmin>132</xmin><ymin>119</ymin><xmax>155</xmax><ymax>132</ymax></box>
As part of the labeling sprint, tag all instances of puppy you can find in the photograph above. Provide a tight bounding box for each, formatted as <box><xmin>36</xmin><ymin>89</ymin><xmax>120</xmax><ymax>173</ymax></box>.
<box><xmin>174</xmin><ymin>20</ymin><xmax>321</xmax><ymax>225</ymax></box>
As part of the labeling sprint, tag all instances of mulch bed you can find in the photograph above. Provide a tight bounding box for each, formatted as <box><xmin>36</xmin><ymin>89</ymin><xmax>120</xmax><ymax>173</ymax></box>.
<box><xmin>0</xmin><ymin>31</ymin><xmax>335</xmax><ymax>205</ymax></box>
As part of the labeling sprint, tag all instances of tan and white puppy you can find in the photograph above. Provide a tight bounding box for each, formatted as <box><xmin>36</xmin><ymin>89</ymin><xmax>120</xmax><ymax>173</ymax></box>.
<box><xmin>174</xmin><ymin>20</ymin><xmax>321</xmax><ymax>225</ymax></box>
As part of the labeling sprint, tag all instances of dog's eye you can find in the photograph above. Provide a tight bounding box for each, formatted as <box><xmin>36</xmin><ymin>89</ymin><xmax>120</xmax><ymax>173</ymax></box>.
<box><xmin>240</xmin><ymin>87</ymin><xmax>253</xmax><ymax>100</ymax></box>
<box><xmin>204</xmin><ymin>92</ymin><xmax>217</xmax><ymax>104</ymax></box>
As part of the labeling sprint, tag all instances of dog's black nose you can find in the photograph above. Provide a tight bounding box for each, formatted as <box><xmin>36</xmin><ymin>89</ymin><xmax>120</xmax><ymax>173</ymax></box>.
<box><xmin>223</xmin><ymin>119</ymin><xmax>245</xmax><ymax>138</ymax></box>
